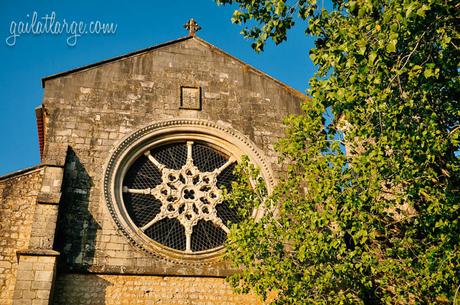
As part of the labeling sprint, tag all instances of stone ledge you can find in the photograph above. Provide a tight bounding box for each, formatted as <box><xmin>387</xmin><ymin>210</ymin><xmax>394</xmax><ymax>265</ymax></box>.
<box><xmin>36</xmin><ymin>193</ymin><xmax>61</xmax><ymax>205</ymax></box>
<box><xmin>16</xmin><ymin>249</ymin><xmax>60</xmax><ymax>257</ymax></box>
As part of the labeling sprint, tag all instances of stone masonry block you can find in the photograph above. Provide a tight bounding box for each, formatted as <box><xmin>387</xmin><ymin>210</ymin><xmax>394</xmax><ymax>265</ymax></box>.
<box><xmin>13</xmin><ymin>299</ymin><xmax>32</xmax><ymax>305</ymax></box>
<box><xmin>31</xmin><ymin>280</ymin><xmax>52</xmax><ymax>290</ymax></box>
<box><xmin>35</xmin><ymin>290</ymin><xmax>50</xmax><ymax>300</ymax></box>
<box><xmin>34</xmin><ymin>271</ymin><xmax>53</xmax><ymax>282</ymax></box>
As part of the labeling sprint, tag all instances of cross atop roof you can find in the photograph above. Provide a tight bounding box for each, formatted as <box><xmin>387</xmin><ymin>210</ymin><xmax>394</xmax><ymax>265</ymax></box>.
<box><xmin>184</xmin><ymin>18</ymin><xmax>201</xmax><ymax>36</ymax></box>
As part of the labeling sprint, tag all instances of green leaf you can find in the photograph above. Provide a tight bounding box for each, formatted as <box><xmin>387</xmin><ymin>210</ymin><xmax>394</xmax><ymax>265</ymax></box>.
<box><xmin>387</xmin><ymin>39</ymin><xmax>397</xmax><ymax>53</ymax></box>
<box><xmin>368</xmin><ymin>52</ymin><xmax>377</xmax><ymax>65</ymax></box>
<box><xmin>416</xmin><ymin>4</ymin><xmax>430</xmax><ymax>17</ymax></box>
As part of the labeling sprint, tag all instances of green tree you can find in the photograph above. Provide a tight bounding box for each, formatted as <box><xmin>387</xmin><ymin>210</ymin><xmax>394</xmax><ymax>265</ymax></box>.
<box><xmin>216</xmin><ymin>0</ymin><xmax>460</xmax><ymax>304</ymax></box>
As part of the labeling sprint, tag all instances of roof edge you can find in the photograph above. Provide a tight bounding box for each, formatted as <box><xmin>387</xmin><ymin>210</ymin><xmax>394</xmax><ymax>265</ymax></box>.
<box><xmin>40</xmin><ymin>34</ymin><xmax>306</xmax><ymax>99</ymax></box>
<box><xmin>35</xmin><ymin>106</ymin><xmax>44</xmax><ymax>161</ymax></box>
<box><xmin>0</xmin><ymin>164</ymin><xmax>63</xmax><ymax>181</ymax></box>
<box><xmin>0</xmin><ymin>165</ymin><xmax>43</xmax><ymax>181</ymax></box>
<box><xmin>41</xmin><ymin>35</ymin><xmax>194</xmax><ymax>88</ymax></box>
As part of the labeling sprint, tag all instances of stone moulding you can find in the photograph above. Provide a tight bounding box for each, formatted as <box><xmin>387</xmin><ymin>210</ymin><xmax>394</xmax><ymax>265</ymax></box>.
<box><xmin>103</xmin><ymin>119</ymin><xmax>274</xmax><ymax>265</ymax></box>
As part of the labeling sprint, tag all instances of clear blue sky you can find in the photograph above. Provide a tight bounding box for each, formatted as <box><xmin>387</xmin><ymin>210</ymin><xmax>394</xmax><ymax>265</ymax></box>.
<box><xmin>0</xmin><ymin>0</ymin><xmax>316</xmax><ymax>176</ymax></box>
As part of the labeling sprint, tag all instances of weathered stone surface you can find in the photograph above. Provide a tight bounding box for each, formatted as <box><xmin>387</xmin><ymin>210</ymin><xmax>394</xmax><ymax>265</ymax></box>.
<box><xmin>0</xmin><ymin>169</ymin><xmax>42</xmax><ymax>305</ymax></box>
<box><xmin>53</xmin><ymin>274</ymin><xmax>266</xmax><ymax>305</ymax></box>
<box><xmin>12</xmin><ymin>255</ymin><xmax>57</xmax><ymax>305</ymax></box>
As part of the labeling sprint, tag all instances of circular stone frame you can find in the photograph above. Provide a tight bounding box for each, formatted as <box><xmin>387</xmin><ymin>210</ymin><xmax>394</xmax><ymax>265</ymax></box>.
<box><xmin>103</xmin><ymin>119</ymin><xmax>274</xmax><ymax>265</ymax></box>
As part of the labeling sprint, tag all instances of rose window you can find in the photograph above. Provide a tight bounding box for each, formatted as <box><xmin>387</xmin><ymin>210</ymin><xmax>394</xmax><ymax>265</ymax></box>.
<box><xmin>121</xmin><ymin>141</ymin><xmax>240</xmax><ymax>253</ymax></box>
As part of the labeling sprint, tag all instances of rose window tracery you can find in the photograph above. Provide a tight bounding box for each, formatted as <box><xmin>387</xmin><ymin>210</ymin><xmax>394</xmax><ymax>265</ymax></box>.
<box><xmin>103</xmin><ymin>120</ymin><xmax>274</xmax><ymax>262</ymax></box>
<box><xmin>122</xmin><ymin>141</ymin><xmax>240</xmax><ymax>253</ymax></box>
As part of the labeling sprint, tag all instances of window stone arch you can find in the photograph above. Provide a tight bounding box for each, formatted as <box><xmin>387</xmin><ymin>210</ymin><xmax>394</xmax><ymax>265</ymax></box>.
<box><xmin>103</xmin><ymin>119</ymin><xmax>274</xmax><ymax>264</ymax></box>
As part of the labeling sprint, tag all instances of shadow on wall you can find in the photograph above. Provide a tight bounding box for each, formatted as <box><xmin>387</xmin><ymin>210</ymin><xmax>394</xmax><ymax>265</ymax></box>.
<box><xmin>52</xmin><ymin>274</ymin><xmax>112</xmax><ymax>305</ymax></box>
<box><xmin>52</xmin><ymin>147</ymin><xmax>111</xmax><ymax>304</ymax></box>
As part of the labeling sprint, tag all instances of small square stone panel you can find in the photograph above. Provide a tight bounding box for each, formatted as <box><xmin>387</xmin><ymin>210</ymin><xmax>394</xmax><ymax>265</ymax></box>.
<box><xmin>180</xmin><ymin>86</ymin><xmax>201</xmax><ymax>110</ymax></box>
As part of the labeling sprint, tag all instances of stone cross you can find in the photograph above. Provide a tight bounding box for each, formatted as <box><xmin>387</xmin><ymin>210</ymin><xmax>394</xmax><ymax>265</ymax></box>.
<box><xmin>184</xmin><ymin>18</ymin><xmax>201</xmax><ymax>36</ymax></box>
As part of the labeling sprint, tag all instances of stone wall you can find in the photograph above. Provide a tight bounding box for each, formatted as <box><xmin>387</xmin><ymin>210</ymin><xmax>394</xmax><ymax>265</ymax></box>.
<box><xmin>12</xmin><ymin>254</ymin><xmax>58</xmax><ymax>305</ymax></box>
<box><xmin>0</xmin><ymin>168</ymin><xmax>43</xmax><ymax>305</ymax></box>
<box><xmin>53</xmin><ymin>274</ymin><xmax>263</xmax><ymax>305</ymax></box>
<box><xmin>41</xmin><ymin>36</ymin><xmax>305</xmax><ymax>277</ymax></box>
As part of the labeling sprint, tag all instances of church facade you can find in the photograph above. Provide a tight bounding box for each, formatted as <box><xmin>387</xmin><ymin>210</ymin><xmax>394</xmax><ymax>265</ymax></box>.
<box><xmin>0</xmin><ymin>25</ymin><xmax>304</xmax><ymax>305</ymax></box>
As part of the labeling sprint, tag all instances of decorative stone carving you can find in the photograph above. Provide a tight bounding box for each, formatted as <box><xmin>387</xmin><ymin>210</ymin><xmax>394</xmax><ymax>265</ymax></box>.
<box><xmin>180</xmin><ymin>86</ymin><xmax>201</xmax><ymax>110</ymax></box>
<box><xmin>183</xmin><ymin>18</ymin><xmax>201</xmax><ymax>36</ymax></box>
<box><xmin>103</xmin><ymin>119</ymin><xmax>274</xmax><ymax>264</ymax></box>
<box><xmin>123</xmin><ymin>141</ymin><xmax>234</xmax><ymax>253</ymax></box>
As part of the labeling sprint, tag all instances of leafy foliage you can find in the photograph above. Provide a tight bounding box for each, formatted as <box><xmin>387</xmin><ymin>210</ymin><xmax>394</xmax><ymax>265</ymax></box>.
<box><xmin>216</xmin><ymin>0</ymin><xmax>460</xmax><ymax>303</ymax></box>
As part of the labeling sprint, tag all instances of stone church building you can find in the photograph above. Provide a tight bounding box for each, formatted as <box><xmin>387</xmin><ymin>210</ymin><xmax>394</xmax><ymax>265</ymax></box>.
<box><xmin>0</xmin><ymin>21</ymin><xmax>304</xmax><ymax>304</ymax></box>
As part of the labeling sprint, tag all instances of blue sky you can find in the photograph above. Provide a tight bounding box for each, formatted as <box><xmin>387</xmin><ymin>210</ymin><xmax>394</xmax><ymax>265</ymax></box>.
<box><xmin>0</xmin><ymin>0</ymin><xmax>316</xmax><ymax>176</ymax></box>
